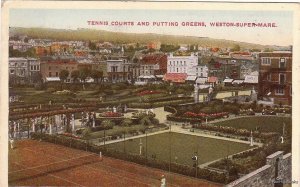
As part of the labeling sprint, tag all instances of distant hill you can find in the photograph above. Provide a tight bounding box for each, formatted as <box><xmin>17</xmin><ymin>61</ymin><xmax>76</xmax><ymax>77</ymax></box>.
<box><xmin>10</xmin><ymin>27</ymin><xmax>282</xmax><ymax>50</ymax></box>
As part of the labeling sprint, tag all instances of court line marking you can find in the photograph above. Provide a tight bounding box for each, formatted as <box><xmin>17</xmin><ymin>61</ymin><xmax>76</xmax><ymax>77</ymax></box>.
<box><xmin>11</xmin><ymin>161</ymin><xmax>85</xmax><ymax>187</ymax></box>
<box><xmin>12</xmin><ymin>141</ymin><xmax>218</xmax><ymax>187</ymax></box>
<box><xmin>9</xmin><ymin>151</ymin><xmax>96</xmax><ymax>174</ymax></box>
<box><xmin>11</xmin><ymin>147</ymin><xmax>155</xmax><ymax>186</ymax></box>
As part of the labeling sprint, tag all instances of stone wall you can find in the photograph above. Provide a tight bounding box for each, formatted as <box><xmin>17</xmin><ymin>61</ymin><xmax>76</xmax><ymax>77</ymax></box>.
<box><xmin>226</xmin><ymin>151</ymin><xmax>291</xmax><ymax>187</ymax></box>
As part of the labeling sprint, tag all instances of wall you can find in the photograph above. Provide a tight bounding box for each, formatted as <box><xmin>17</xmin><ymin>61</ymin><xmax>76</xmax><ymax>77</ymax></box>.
<box><xmin>226</xmin><ymin>151</ymin><xmax>291</xmax><ymax>187</ymax></box>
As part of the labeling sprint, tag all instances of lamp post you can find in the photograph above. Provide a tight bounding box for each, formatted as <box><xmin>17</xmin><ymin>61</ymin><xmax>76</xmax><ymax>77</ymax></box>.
<box><xmin>145</xmin><ymin>128</ymin><xmax>148</xmax><ymax>159</ymax></box>
<box><xmin>103</xmin><ymin>129</ymin><xmax>106</xmax><ymax>148</ymax></box>
<box><xmin>192</xmin><ymin>153</ymin><xmax>198</xmax><ymax>178</ymax></box>
<box><xmin>168</xmin><ymin>123</ymin><xmax>172</xmax><ymax>174</ymax></box>
<box><xmin>123</xmin><ymin>131</ymin><xmax>126</xmax><ymax>153</ymax></box>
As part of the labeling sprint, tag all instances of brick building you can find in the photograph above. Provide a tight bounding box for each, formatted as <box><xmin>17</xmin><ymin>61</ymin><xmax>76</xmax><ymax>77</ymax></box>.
<box><xmin>40</xmin><ymin>60</ymin><xmax>77</xmax><ymax>82</ymax></box>
<box><xmin>258</xmin><ymin>52</ymin><xmax>292</xmax><ymax>105</ymax></box>
<box><xmin>132</xmin><ymin>54</ymin><xmax>167</xmax><ymax>80</ymax></box>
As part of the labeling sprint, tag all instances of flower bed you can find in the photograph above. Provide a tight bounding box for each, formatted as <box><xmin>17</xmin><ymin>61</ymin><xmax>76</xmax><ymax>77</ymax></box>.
<box><xmin>183</xmin><ymin>111</ymin><xmax>229</xmax><ymax>120</ymax></box>
<box><xmin>60</xmin><ymin>132</ymin><xmax>81</xmax><ymax>139</ymax></box>
<box><xmin>137</xmin><ymin>90</ymin><xmax>162</xmax><ymax>96</ymax></box>
<box><xmin>192</xmin><ymin>124</ymin><xmax>278</xmax><ymax>139</ymax></box>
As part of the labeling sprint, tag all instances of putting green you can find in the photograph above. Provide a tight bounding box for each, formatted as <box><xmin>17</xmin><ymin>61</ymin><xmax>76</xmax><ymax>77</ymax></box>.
<box><xmin>106</xmin><ymin>132</ymin><xmax>252</xmax><ymax>166</ymax></box>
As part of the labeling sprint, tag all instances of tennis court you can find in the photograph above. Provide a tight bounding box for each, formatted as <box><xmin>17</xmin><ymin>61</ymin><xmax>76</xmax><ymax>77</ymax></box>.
<box><xmin>9</xmin><ymin>140</ymin><xmax>221</xmax><ymax>187</ymax></box>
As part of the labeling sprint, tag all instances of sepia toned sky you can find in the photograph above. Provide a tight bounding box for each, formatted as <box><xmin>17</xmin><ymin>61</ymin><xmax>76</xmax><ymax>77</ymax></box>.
<box><xmin>9</xmin><ymin>9</ymin><xmax>293</xmax><ymax>46</ymax></box>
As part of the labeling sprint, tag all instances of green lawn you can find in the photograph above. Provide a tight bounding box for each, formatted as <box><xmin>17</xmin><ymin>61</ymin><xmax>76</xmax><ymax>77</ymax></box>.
<box><xmin>106</xmin><ymin>132</ymin><xmax>251</xmax><ymax>166</ymax></box>
<box><xmin>212</xmin><ymin>116</ymin><xmax>291</xmax><ymax>133</ymax></box>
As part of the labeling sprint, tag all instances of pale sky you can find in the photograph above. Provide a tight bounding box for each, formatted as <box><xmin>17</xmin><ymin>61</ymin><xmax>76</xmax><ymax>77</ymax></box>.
<box><xmin>9</xmin><ymin>9</ymin><xmax>293</xmax><ymax>46</ymax></box>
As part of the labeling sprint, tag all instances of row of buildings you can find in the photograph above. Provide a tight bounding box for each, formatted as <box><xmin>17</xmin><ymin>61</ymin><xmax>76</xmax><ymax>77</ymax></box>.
<box><xmin>8</xmin><ymin>50</ymin><xmax>292</xmax><ymax>105</ymax></box>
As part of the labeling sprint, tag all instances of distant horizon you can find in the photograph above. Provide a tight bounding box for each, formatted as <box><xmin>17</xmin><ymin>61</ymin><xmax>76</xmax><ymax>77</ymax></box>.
<box><xmin>9</xmin><ymin>9</ymin><xmax>293</xmax><ymax>46</ymax></box>
<box><xmin>10</xmin><ymin>26</ymin><xmax>293</xmax><ymax>48</ymax></box>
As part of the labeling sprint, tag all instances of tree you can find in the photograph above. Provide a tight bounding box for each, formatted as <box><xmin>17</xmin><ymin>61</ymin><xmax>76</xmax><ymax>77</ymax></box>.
<box><xmin>31</xmin><ymin>72</ymin><xmax>43</xmax><ymax>84</ymax></box>
<box><xmin>264</xmin><ymin>48</ymin><xmax>274</xmax><ymax>52</ymax></box>
<box><xmin>230</xmin><ymin>44</ymin><xmax>241</xmax><ymax>52</ymax></box>
<box><xmin>59</xmin><ymin>70</ymin><xmax>69</xmax><ymax>83</ymax></box>
<box><xmin>139</xmin><ymin>116</ymin><xmax>152</xmax><ymax>126</ymax></box>
<box><xmin>90</xmin><ymin>70</ymin><xmax>103</xmax><ymax>83</ymax></box>
<box><xmin>88</xmin><ymin>40</ymin><xmax>97</xmax><ymax>50</ymax></box>
<box><xmin>101</xmin><ymin>120</ymin><xmax>115</xmax><ymax>129</ymax></box>
<box><xmin>71</xmin><ymin>70</ymin><xmax>80</xmax><ymax>82</ymax></box>
<box><xmin>79</xmin><ymin>68</ymin><xmax>91</xmax><ymax>83</ymax></box>
<box><xmin>121</xmin><ymin>119</ymin><xmax>133</xmax><ymax>126</ymax></box>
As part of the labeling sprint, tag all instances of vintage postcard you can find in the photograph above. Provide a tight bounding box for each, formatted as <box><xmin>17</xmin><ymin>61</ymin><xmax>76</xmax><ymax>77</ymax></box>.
<box><xmin>1</xmin><ymin>1</ymin><xmax>300</xmax><ymax>187</ymax></box>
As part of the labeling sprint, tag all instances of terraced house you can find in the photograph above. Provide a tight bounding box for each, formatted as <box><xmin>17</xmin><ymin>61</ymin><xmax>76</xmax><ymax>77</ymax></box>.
<box><xmin>258</xmin><ymin>52</ymin><xmax>292</xmax><ymax>105</ymax></box>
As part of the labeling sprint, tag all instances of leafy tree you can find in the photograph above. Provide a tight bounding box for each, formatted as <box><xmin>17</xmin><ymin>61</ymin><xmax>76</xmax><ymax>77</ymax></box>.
<box><xmin>71</xmin><ymin>70</ymin><xmax>80</xmax><ymax>82</ymax></box>
<box><xmin>101</xmin><ymin>120</ymin><xmax>115</xmax><ymax>129</ymax></box>
<box><xmin>133</xmin><ymin>57</ymin><xmax>139</xmax><ymax>63</ymax></box>
<box><xmin>82</xmin><ymin>128</ymin><xmax>92</xmax><ymax>147</ymax></box>
<box><xmin>30</xmin><ymin>72</ymin><xmax>43</xmax><ymax>84</ymax></box>
<box><xmin>90</xmin><ymin>70</ymin><xmax>103</xmax><ymax>83</ymax></box>
<box><xmin>230</xmin><ymin>44</ymin><xmax>241</xmax><ymax>52</ymax></box>
<box><xmin>59</xmin><ymin>70</ymin><xmax>69</xmax><ymax>83</ymax></box>
<box><xmin>250</xmin><ymin>48</ymin><xmax>261</xmax><ymax>52</ymax></box>
<box><xmin>139</xmin><ymin>116</ymin><xmax>152</xmax><ymax>126</ymax></box>
<box><xmin>121</xmin><ymin>119</ymin><xmax>133</xmax><ymax>126</ymax></box>
<box><xmin>88</xmin><ymin>40</ymin><xmax>97</xmax><ymax>50</ymax></box>
<box><xmin>264</xmin><ymin>48</ymin><xmax>274</xmax><ymax>52</ymax></box>
<box><xmin>79</xmin><ymin>68</ymin><xmax>91</xmax><ymax>82</ymax></box>
<box><xmin>160</xmin><ymin>44</ymin><xmax>180</xmax><ymax>52</ymax></box>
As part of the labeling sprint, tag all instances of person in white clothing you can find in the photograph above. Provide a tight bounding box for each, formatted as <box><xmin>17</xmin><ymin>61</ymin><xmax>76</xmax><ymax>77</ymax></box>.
<box><xmin>10</xmin><ymin>139</ymin><xmax>15</xmax><ymax>149</ymax></box>
<box><xmin>161</xmin><ymin>175</ymin><xmax>166</xmax><ymax>187</ymax></box>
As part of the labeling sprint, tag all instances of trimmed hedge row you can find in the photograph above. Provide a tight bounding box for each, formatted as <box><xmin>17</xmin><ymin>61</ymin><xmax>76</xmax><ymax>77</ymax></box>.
<box><xmin>31</xmin><ymin>133</ymin><xmax>229</xmax><ymax>184</ymax></box>
<box><xmin>128</xmin><ymin>98</ymin><xmax>194</xmax><ymax>109</ymax></box>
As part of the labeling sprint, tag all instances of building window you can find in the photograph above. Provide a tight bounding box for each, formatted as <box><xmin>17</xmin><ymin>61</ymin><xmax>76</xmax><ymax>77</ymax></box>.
<box><xmin>49</xmin><ymin>72</ymin><xmax>52</xmax><ymax>77</ymax></box>
<box><xmin>275</xmin><ymin>87</ymin><xmax>285</xmax><ymax>95</ymax></box>
<box><xmin>279</xmin><ymin>58</ymin><xmax>286</xmax><ymax>68</ymax></box>
<box><xmin>56</xmin><ymin>72</ymin><xmax>59</xmax><ymax>76</ymax></box>
<box><xmin>10</xmin><ymin>70</ymin><xmax>14</xmax><ymax>74</ymax></box>
<box><xmin>49</xmin><ymin>66</ymin><xmax>52</xmax><ymax>70</ymax></box>
<box><xmin>279</xmin><ymin>73</ymin><xmax>286</xmax><ymax>84</ymax></box>
<box><xmin>261</xmin><ymin>58</ymin><xmax>271</xmax><ymax>65</ymax></box>
<box><xmin>177</xmin><ymin>68</ymin><xmax>179</xmax><ymax>72</ymax></box>
<box><xmin>267</xmin><ymin>73</ymin><xmax>272</xmax><ymax>81</ymax></box>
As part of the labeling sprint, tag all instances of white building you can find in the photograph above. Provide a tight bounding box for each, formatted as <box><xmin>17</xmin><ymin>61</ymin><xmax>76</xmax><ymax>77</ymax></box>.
<box><xmin>28</xmin><ymin>58</ymin><xmax>40</xmax><ymax>76</ymax></box>
<box><xmin>9</xmin><ymin>57</ymin><xmax>29</xmax><ymax>78</ymax></box>
<box><xmin>193</xmin><ymin>65</ymin><xmax>208</xmax><ymax>77</ymax></box>
<box><xmin>167</xmin><ymin>53</ymin><xmax>198</xmax><ymax>75</ymax></box>
<box><xmin>106</xmin><ymin>59</ymin><xmax>132</xmax><ymax>83</ymax></box>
